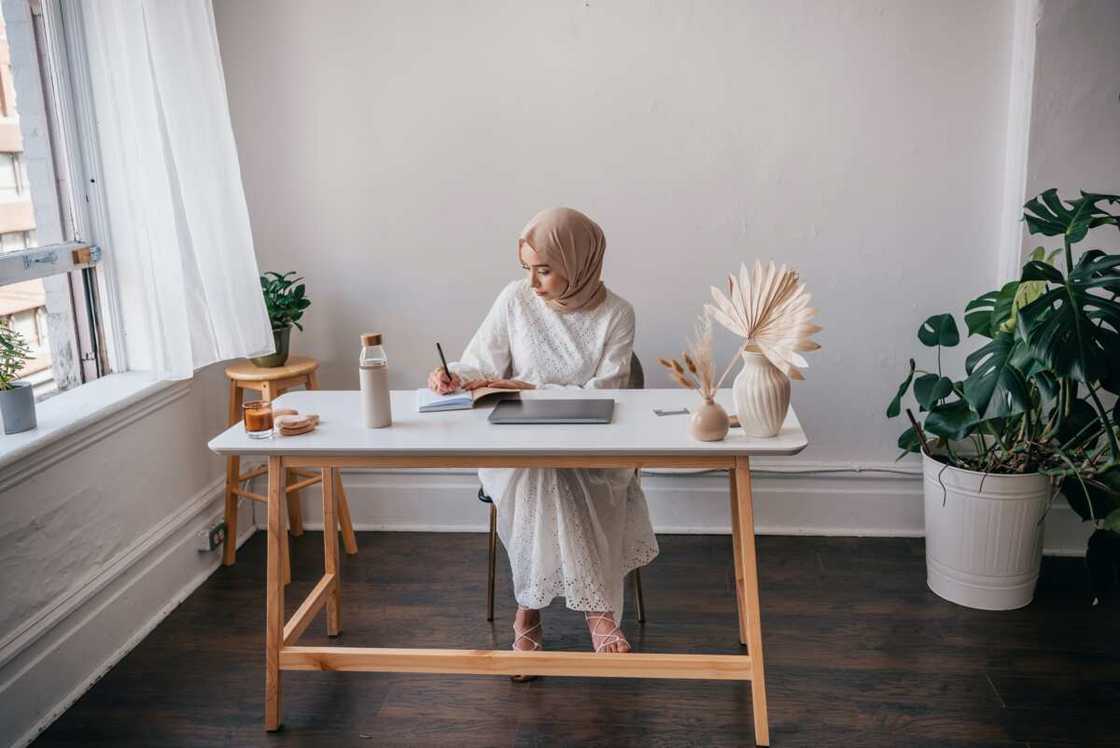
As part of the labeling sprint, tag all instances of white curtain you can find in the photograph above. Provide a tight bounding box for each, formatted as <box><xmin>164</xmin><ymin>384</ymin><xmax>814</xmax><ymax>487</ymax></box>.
<box><xmin>77</xmin><ymin>0</ymin><xmax>273</xmax><ymax>379</ymax></box>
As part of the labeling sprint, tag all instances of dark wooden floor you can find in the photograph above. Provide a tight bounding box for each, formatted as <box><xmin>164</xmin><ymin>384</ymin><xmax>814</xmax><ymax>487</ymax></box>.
<box><xmin>34</xmin><ymin>531</ymin><xmax>1120</xmax><ymax>747</ymax></box>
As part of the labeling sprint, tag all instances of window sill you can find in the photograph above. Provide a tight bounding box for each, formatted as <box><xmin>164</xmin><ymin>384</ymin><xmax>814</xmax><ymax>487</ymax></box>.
<box><xmin>0</xmin><ymin>372</ymin><xmax>191</xmax><ymax>491</ymax></box>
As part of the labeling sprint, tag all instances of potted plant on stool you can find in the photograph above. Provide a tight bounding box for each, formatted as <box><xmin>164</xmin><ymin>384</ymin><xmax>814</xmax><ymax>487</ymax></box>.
<box><xmin>887</xmin><ymin>189</ymin><xmax>1119</xmax><ymax>610</ymax></box>
<box><xmin>252</xmin><ymin>271</ymin><xmax>311</xmax><ymax>368</ymax></box>
<box><xmin>0</xmin><ymin>321</ymin><xmax>37</xmax><ymax>434</ymax></box>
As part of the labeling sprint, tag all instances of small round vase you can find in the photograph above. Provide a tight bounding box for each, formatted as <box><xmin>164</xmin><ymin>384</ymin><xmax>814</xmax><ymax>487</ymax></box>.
<box><xmin>732</xmin><ymin>350</ymin><xmax>790</xmax><ymax>438</ymax></box>
<box><xmin>689</xmin><ymin>397</ymin><xmax>730</xmax><ymax>441</ymax></box>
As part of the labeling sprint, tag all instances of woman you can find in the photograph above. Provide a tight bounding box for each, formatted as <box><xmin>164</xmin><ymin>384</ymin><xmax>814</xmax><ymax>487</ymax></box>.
<box><xmin>427</xmin><ymin>207</ymin><xmax>659</xmax><ymax>663</ymax></box>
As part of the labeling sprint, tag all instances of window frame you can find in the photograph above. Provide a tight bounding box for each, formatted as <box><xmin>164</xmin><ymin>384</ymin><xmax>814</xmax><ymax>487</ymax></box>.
<box><xmin>0</xmin><ymin>0</ymin><xmax>129</xmax><ymax>392</ymax></box>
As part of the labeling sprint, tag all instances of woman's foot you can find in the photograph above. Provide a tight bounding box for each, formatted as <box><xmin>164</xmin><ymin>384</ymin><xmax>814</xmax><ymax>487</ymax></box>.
<box><xmin>585</xmin><ymin>611</ymin><xmax>631</xmax><ymax>653</ymax></box>
<box><xmin>511</xmin><ymin>606</ymin><xmax>541</xmax><ymax>682</ymax></box>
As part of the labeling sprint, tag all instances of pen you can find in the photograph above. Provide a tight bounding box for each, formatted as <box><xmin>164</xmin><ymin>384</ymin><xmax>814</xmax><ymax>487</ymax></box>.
<box><xmin>436</xmin><ymin>342</ymin><xmax>452</xmax><ymax>386</ymax></box>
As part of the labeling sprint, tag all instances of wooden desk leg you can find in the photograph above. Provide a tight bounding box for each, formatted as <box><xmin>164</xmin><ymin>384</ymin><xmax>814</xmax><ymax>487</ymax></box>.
<box><xmin>286</xmin><ymin>468</ymin><xmax>305</xmax><ymax>536</ymax></box>
<box><xmin>335</xmin><ymin>471</ymin><xmax>359</xmax><ymax>555</ymax></box>
<box><xmin>281</xmin><ymin>498</ymin><xmax>292</xmax><ymax>586</ymax></box>
<box><xmin>732</xmin><ymin>456</ymin><xmax>769</xmax><ymax>747</ymax></box>
<box><xmin>265</xmin><ymin>456</ymin><xmax>284</xmax><ymax>731</ymax></box>
<box><xmin>729</xmin><ymin>468</ymin><xmax>748</xmax><ymax>647</ymax></box>
<box><xmin>223</xmin><ymin>380</ymin><xmax>243</xmax><ymax>566</ymax></box>
<box><xmin>322</xmin><ymin>467</ymin><xmax>342</xmax><ymax>636</ymax></box>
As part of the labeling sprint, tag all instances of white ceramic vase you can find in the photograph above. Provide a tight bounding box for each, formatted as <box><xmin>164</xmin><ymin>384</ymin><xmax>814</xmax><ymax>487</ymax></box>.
<box><xmin>922</xmin><ymin>453</ymin><xmax>1051</xmax><ymax>610</ymax></box>
<box><xmin>732</xmin><ymin>350</ymin><xmax>790</xmax><ymax>438</ymax></box>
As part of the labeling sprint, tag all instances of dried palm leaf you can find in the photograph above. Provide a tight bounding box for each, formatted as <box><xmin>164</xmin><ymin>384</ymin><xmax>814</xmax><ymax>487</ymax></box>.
<box><xmin>704</xmin><ymin>260</ymin><xmax>821</xmax><ymax>379</ymax></box>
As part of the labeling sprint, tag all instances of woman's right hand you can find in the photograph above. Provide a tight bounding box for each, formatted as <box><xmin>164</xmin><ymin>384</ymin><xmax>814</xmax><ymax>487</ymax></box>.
<box><xmin>427</xmin><ymin>368</ymin><xmax>462</xmax><ymax>394</ymax></box>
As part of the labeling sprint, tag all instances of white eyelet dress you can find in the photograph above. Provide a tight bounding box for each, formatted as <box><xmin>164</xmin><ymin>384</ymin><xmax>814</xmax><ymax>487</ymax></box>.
<box><xmin>448</xmin><ymin>279</ymin><xmax>660</xmax><ymax>618</ymax></box>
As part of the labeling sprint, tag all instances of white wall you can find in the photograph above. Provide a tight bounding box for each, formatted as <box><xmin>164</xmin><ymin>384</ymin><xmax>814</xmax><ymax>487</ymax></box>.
<box><xmin>214</xmin><ymin>0</ymin><xmax>1014</xmax><ymax>465</ymax></box>
<box><xmin>1024</xmin><ymin>0</ymin><xmax>1120</xmax><ymax>255</ymax></box>
<box><xmin>213</xmin><ymin>0</ymin><xmax>1030</xmax><ymax>538</ymax></box>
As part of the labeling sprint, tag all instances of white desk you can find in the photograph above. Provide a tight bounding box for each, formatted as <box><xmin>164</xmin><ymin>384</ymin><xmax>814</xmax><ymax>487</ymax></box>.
<box><xmin>209</xmin><ymin>388</ymin><xmax>808</xmax><ymax>746</ymax></box>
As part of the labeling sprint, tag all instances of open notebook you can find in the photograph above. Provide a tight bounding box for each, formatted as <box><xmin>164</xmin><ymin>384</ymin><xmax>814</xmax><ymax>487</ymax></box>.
<box><xmin>415</xmin><ymin>386</ymin><xmax>521</xmax><ymax>413</ymax></box>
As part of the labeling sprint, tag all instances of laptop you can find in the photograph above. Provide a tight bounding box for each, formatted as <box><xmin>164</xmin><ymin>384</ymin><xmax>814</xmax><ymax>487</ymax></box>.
<box><xmin>488</xmin><ymin>398</ymin><xmax>615</xmax><ymax>424</ymax></box>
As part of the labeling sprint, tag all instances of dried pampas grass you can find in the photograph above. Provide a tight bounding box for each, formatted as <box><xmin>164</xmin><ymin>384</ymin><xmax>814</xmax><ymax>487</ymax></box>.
<box><xmin>659</xmin><ymin>312</ymin><xmax>738</xmax><ymax>400</ymax></box>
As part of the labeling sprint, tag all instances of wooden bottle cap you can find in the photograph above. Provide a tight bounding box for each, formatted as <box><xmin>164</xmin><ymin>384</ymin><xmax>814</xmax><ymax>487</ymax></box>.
<box><xmin>361</xmin><ymin>333</ymin><xmax>382</xmax><ymax>346</ymax></box>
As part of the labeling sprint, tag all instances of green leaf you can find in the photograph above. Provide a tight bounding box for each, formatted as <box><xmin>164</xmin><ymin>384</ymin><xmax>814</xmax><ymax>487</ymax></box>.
<box><xmin>1067</xmin><ymin>193</ymin><xmax>1108</xmax><ymax>244</ymax></box>
<box><xmin>1003</xmin><ymin>278</ymin><xmax>1047</xmax><ymax>334</ymax></box>
<box><xmin>918</xmin><ymin>314</ymin><xmax>959</xmax><ymax>348</ymax></box>
<box><xmin>259</xmin><ymin>270</ymin><xmax>312</xmax><ymax>328</ymax></box>
<box><xmin>1023</xmin><ymin>189</ymin><xmax>1120</xmax><ymax>242</ymax></box>
<box><xmin>991</xmin><ymin>281</ymin><xmax>1021</xmax><ymax>334</ymax></box>
<box><xmin>914</xmin><ymin>374</ymin><xmax>953</xmax><ymax>410</ymax></box>
<box><xmin>1032</xmin><ymin>369</ymin><xmax>1060</xmax><ymax>408</ymax></box>
<box><xmin>964</xmin><ymin>282</ymin><xmax>1023</xmax><ymax>339</ymax></box>
<box><xmin>886</xmin><ymin>358</ymin><xmax>916</xmax><ymax>418</ymax></box>
<box><xmin>1020</xmin><ymin>261</ymin><xmax>1063</xmax><ymax>284</ymax></box>
<box><xmin>1040</xmin><ymin>189</ymin><xmax>1072</xmax><ymax>221</ymax></box>
<box><xmin>964</xmin><ymin>289</ymin><xmax>1001</xmax><ymax>338</ymax></box>
<box><xmin>1104</xmin><ymin>508</ymin><xmax>1120</xmax><ymax>532</ymax></box>
<box><xmin>963</xmin><ymin>333</ymin><xmax>1030</xmax><ymax>419</ymax></box>
<box><xmin>923</xmin><ymin>399</ymin><xmax>978</xmax><ymax>440</ymax></box>
<box><xmin>1023</xmin><ymin>190</ymin><xmax>1065</xmax><ymax>236</ymax></box>
<box><xmin>1018</xmin><ymin>249</ymin><xmax>1120</xmax><ymax>383</ymax></box>
<box><xmin>1062</xmin><ymin>465</ymin><xmax>1120</xmax><ymax>522</ymax></box>
<box><xmin>896</xmin><ymin>426</ymin><xmax>921</xmax><ymax>456</ymax></box>
<box><xmin>1057</xmin><ymin>398</ymin><xmax>1102</xmax><ymax>450</ymax></box>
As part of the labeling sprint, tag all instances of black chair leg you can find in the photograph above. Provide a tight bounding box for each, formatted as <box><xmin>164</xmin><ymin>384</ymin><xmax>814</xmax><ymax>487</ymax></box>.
<box><xmin>633</xmin><ymin>567</ymin><xmax>646</xmax><ymax>624</ymax></box>
<box><xmin>487</xmin><ymin>503</ymin><xmax>497</xmax><ymax>622</ymax></box>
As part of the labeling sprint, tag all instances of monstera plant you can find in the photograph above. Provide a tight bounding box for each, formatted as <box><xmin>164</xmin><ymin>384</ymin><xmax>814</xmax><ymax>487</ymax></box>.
<box><xmin>887</xmin><ymin>188</ymin><xmax>1120</xmax><ymax>607</ymax></box>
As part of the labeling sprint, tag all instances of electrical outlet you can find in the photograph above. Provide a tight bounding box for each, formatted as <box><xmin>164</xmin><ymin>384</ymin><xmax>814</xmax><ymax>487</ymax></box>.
<box><xmin>197</xmin><ymin>520</ymin><xmax>228</xmax><ymax>552</ymax></box>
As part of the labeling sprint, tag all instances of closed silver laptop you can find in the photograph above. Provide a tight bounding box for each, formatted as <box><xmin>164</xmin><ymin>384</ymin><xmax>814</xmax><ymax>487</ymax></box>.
<box><xmin>488</xmin><ymin>398</ymin><xmax>615</xmax><ymax>424</ymax></box>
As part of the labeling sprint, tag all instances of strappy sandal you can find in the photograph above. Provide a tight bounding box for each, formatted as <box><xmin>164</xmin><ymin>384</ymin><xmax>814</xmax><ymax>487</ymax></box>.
<box><xmin>511</xmin><ymin>608</ymin><xmax>542</xmax><ymax>683</ymax></box>
<box><xmin>585</xmin><ymin>612</ymin><xmax>630</xmax><ymax>653</ymax></box>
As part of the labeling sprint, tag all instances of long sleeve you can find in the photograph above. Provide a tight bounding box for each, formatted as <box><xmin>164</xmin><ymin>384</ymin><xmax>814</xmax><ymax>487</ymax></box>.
<box><xmin>538</xmin><ymin>303</ymin><xmax>634</xmax><ymax>390</ymax></box>
<box><xmin>448</xmin><ymin>283</ymin><xmax>514</xmax><ymax>381</ymax></box>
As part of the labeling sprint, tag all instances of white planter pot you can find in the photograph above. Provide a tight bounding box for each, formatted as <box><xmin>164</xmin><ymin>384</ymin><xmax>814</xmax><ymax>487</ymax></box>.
<box><xmin>922</xmin><ymin>453</ymin><xmax>1052</xmax><ymax>610</ymax></box>
<box><xmin>732</xmin><ymin>351</ymin><xmax>790</xmax><ymax>437</ymax></box>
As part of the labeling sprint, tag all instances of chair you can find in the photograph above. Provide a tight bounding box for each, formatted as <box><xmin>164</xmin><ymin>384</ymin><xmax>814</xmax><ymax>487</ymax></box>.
<box><xmin>478</xmin><ymin>353</ymin><xmax>648</xmax><ymax>622</ymax></box>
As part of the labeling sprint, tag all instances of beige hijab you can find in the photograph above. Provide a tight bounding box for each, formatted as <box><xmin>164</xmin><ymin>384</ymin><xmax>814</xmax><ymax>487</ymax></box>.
<box><xmin>518</xmin><ymin>207</ymin><xmax>607</xmax><ymax>313</ymax></box>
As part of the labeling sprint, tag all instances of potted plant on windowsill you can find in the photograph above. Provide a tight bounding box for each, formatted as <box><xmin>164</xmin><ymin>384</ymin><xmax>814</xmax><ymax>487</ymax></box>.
<box><xmin>887</xmin><ymin>189</ymin><xmax>1120</xmax><ymax>610</ymax></box>
<box><xmin>0</xmin><ymin>321</ymin><xmax>37</xmax><ymax>434</ymax></box>
<box><xmin>252</xmin><ymin>271</ymin><xmax>311</xmax><ymax>368</ymax></box>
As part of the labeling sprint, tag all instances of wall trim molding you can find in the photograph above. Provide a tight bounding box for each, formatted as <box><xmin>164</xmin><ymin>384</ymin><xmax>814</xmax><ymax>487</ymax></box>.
<box><xmin>4</xmin><ymin>480</ymin><xmax>255</xmax><ymax>748</ymax></box>
<box><xmin>260</xmin><ymin>461</ymin><xmax>1090</xmax><ymax>556</ymax></box>
<box><xmin>0</xmin><ymin>376</ymin><xmax>190</xmax><ymax>493</ymax></box>
<box><xmin>0</xmin><ymin>472</ymin><xmax>221</xmax><ymax>671</ymax></box>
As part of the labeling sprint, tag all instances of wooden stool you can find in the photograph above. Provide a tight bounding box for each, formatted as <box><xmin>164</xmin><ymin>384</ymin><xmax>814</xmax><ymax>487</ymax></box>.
<box><xmin>223</xmin><ymin>356</ymin><xmax>358</xmax><ymax>583</ymax></box>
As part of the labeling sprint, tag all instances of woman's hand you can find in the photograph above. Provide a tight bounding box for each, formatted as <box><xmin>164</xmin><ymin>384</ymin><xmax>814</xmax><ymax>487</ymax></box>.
<box><xmin>465</xmin><ymin>378</ymin><xmax>536</xmax><ymax>391</ymax></box>
<box><xmin>427</xmin><ymin>368</ymin><xmax>462</xmax><ymax>394</ymax></box>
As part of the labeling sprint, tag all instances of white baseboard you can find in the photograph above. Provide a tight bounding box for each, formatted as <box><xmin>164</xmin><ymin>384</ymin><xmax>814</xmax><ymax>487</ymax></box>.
<box><xmin>270</xmin><ymin>463</ymin><xmax>1094</xmax><ymax>556</ymax></box>
<box><xmin>2</xmin><ymin>479</ymin><xmax>256</xmax><ymax>748</ymax></box>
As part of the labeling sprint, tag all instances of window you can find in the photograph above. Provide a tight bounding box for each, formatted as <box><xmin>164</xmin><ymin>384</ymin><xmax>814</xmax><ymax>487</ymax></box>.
<box><xmin>0</xmin><ymin>0</ymin><xmax>111</xmax><ymax>400</ymax></box>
